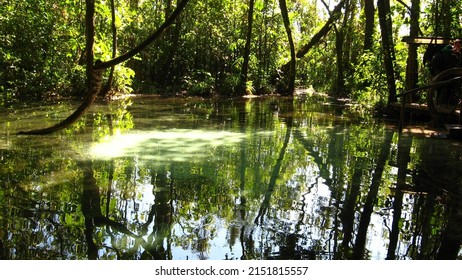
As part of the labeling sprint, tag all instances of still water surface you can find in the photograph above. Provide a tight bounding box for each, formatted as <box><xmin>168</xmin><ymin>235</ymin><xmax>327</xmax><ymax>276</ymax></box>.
<box><xmin>1</xmin><ymin>94</ymin><xmax>462</xmax><ymax>260</ymax></box>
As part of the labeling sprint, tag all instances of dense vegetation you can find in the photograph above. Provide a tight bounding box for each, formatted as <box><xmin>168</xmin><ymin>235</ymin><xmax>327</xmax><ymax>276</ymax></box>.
<box><xmin>1</xmin><ymin>0</ymin><xmax>462</xmax><ymax>107</ymax></box>
<box><xmin>2</xmin><ymin>1</ymin><xmax>462</xmax><ymax>260</ymax></box>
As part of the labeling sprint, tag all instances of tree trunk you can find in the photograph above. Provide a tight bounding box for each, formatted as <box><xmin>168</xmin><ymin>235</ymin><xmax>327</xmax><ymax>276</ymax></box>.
<box><xmin>100</xmin><ymin>0</ymin><xmax>118</xmax><ymax>97</ymax></box>
<box><xmin>278</xmin><ymin>0</ymin><xmax>296</xmax><ymax>95</ymax></box>
<box><xmin>377</xmin><ymin>0</ymin><xmax>397</xmax><ymax>105</ymax></box>
<box><xmin>239</xmin><ymin>0</ymin><xmax>255</xmax><ymax>95</ymax></box>
<box><xmin>404</xmin><ymin>0</ymin><xmax>420</xmax><ymax>102</ymax></box>
<box><xmin>363</xmin><ymin>0</ymin><xmax>375</xmax><ymax>51</ymax></box>
<box><xmin>352</xmin><ymin>130</ymin><xmax>394</xmax><ymax>259</ymax></box>
<box><xmin>273</xmin><ymin>0</ymin><xmax>347</xmax><ymax>88</ymax></box>
<box><xmin>18</xmin><ymin>0</ymin><xmax>191</xmax><ymax>135</ymax></box>
<box><xmin>333</xmin><ymin>0</ymin><xmax>353</xmax><ymax>97</ymax></box>
<box><xmin>18</xmin><ymin>0</ymin><xmax>101</xmax><ymax>135</ymax></box>
<box><xmin>440</xmin><ymin>0</ymin><xmax>453</xmax><ymax>37</ymax></box>
<box><xmin>85</xmin><ymin>0</ymin><xmax>96</xmax><ymax>90</ymax></box>
<box><xmin>321</xmin><ymin>0</ymin><xmax>350</xmax><ymax>96</ymax></box>
<box><xmin>96</xmin><ymin>0</ymin><xmax>190</xmax><ymax>70</ymax></box>
<box><xmin>160</xmin><ymin>0</ymin><xmax>182</xmax><ymax>86</ymax></box>
<box><xmin>335</xmin><ymin>29</ymin><xmax>345</xmax><ymax>96</ymax></box>
<box><xmin>294</xmin><ymin>0</ymin><xmax>347</xmax><ymax>60</ymax></box>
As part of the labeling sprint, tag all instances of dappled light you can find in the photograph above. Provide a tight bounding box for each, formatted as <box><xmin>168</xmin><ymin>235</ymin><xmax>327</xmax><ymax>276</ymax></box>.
<box><xmin>90</xmin><ymin>129</ymin><xmax>248</xmax><ymax>162</ymax></box>
<box><xmin>3</xmin><ymin>0</ymin><xmax>462</xmax><ymax>264</ymax></box>
<box><xmin>1</xmin><ymin>96</ymin><xmax>462</xmax><ymax>260</ymax></box>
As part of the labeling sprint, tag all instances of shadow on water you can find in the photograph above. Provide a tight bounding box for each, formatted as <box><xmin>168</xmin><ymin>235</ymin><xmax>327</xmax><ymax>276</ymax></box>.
<box><xmin>0</xmin><ymin>95</ymin><xmax>461</xmax><ymax>259</ymax></box>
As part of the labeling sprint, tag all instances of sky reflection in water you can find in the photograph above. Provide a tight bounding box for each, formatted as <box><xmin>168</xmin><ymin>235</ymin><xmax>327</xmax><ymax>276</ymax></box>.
<box><xmin>1</xmin><ymin>95</ymin><xmax>462</xmax><ymax>260</ymax></box>
<box><xmin>90</xmin><ymin>129</ymin><xmax>248</xmax><ymax>162</ymax></box>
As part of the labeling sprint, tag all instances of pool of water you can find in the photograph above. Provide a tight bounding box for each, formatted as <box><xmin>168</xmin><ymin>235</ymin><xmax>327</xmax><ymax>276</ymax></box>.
<box><xmin>1</xmin><ymin>94</ymin><xmax>461</xmax><ymax>260</ymax></box>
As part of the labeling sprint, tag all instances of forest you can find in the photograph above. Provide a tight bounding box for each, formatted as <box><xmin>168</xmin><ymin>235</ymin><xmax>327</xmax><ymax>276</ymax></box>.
<box><xmin>2</xmin><ymin>0</ymin><xmax>462</xmax><ymax>112</ymax></box>
<box><xmin>2</xmin><ymin>0</ymin><xmax>462</xmax><ymax>261</ymax></box>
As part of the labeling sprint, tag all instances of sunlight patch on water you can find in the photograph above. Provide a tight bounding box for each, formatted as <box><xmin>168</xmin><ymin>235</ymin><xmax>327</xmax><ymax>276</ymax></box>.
<box><xmin>89</xmin><ymin>129</ymin><xmax>246</xmax><ymax>161</ymax></box>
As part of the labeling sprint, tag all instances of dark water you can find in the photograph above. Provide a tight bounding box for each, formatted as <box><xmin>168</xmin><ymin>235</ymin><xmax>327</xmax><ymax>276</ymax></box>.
<box><xmin>1</xmin><ymin>94</ymin><xmax>461</xmax><ymax>260</ymax></box>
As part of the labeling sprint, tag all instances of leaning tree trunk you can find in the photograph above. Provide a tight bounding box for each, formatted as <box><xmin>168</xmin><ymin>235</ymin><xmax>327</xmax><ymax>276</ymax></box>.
<box><xmin>18</xmin><ymin>0</ymin><xmax>100</xmax><ymax>135</ymax></box>
<box><xmin>18</xmin><ymin>0</ymin><xmax>190</xmax><ymax>135</ymax></box>
<box><xmin>273</xmin><ymin>0</ymin><xmax>346</xmax><ymax>89</ymax></box>
<box><xmin>278</xmin><ymin>0</ymin><xmax>296</xmax><ymax>95</ymax></box>
<box><xmin>95</xmin><ymin>0</ymin><xmax>190</xmax><ymax>70</ymax></box>
<box><xmin>293</xmin><ymin>0</ymin><xmax>346</xmax><ymax>60</ymax></box>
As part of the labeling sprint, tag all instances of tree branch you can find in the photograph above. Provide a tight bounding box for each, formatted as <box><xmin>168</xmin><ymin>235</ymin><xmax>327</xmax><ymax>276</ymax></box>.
<box><xmin>17</xmin><ymin>0</ymin><xmax>191</xmax><ymax>135</ymax></box>
<box><xmin>95</xmin><ymin>0</ymin><xmax>190</xmax><ymax>70</ymax></box>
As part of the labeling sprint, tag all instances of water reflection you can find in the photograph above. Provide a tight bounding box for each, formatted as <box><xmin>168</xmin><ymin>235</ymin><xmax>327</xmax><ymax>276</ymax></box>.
<box><xmin>89</xmin><ymin>129</ymin><xmax>248</xmax><ymax>161</ymax></box>
<box><xmin>1</xmin><ymin>95</ymin><xmax>461</xmax><ymax>260</ymax></box>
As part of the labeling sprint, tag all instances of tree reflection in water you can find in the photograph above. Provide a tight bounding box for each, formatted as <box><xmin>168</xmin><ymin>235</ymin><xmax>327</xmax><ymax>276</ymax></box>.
<box><xmin>1</xmin><ymin>95</ymin><xmax>461</xmax><ymax>259</ymax></box>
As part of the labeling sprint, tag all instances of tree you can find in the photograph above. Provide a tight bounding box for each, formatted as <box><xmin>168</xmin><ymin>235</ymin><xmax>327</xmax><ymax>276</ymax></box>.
<box><xmin>377</xmin><ymin>0</ymin><xmax>397</xmax><ymax>105</ymax></box>
<box><xmin>274</xmin><ymin>0</ymin><xmax>347</xmax><ymax>91</ymax></box>
<box><xmin>404</xmin><ymin>0</ymin><xmax>420</xmax><ymax>103</ymax></box>
<box><xmin>293</xmin><ymin>0</ymin><xmax>347</xmax><ymax>60</ymax></box>
<box><xmin>0</xmin><ymin>0</ymin><xmax>87</xmax><ymax>100</ymax></box>
<box><xmin>18</xmin><ymin>0</ymin><xmax>191</xmax><ymax>135</ymax></box>
<box><xmin>363</xmin><ymin>0</ymin><xmax>375</xmax><ymax>51</ymax></box>
<box><xmin>6</xmin><ymin>0</ymin><xmax>460</xmax><ymax>116</ymax></box>
<box><xmin>239</xmin><ymin>0</ymin><xmax>256</xmax><ymax>95</ymax></box>
<box><xmin>278</xmin><ymin>0</ymin><xmax>296</xmax><ymax>95</ymax></box>
<box><xmin>321</xmin><ymin>0</ymin><xmax>351</xmax><ymax>96</ymax></box>
<box><xmin>100</xmin><ymin>0</ymin><xmax>118</xmax><ymax>98</ymax></box>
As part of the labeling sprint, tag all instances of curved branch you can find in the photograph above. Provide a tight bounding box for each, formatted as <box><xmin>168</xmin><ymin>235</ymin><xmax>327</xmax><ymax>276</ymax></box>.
<box><xmin>18</xmin><ymin>0</ymin><xmax>99</xmax><ymax>135</ymax></box>
<box><xmin>295</xmin><ymin>0</ymin><xmax>347</xmax><ymax>59</ymax></box>
<box><xmin>95</xmin><ymin>0</ymin><xmax>190</xmax><ymax>70</ymax></box>
<box><xmin>17</xmin><ymin>0</ymin><xmax>190</xmax><ymax>135</ymax></box>
<box><xmin>17</xmin><ymin>67</ymin><xmax>104</xmax><ymax>135</ymax></box>
<box><xmin>276</xmin><ymin>0</ymin><xmax>346</xmax><ymax>77</ymax></box>
<box><xmin>278</xmin><ymin>0</ymin><xmax>296</xmax><ymax>95</ymax></box>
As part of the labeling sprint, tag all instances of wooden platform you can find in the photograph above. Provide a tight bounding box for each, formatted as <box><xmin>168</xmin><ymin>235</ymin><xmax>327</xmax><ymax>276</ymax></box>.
<box><xmin>390</xmin><ymin>102</ymin><xmax>461</xmax><ymax>115</ymax></box>
<box><xmin>389</xmin><ymin>102</ymin><xmax>430</xmax><ymax>115</ymax></box>
<box><xmin>401</xmin><ymin>36</ymin><xmax>456</xmax><ymax>45</ymax></box>
<box><xmin>445</xmin><ymin>124</ymin><xmax>462</xmax><ymax>139</ymax></box>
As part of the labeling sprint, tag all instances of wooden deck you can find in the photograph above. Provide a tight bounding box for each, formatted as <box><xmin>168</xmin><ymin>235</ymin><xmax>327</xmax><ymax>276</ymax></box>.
<box><xmin>401</xmin><ymin>36</ymin><xmax>456</xmax><ymax>45</ymax></box>
<box><xmin>389</xmin><ymin>102</ymin><xmax>430</xmax><ymax>116</ymax></box>
<box><xmin>390</xmin><ymin>102</ymin><xmax>461</xmax><ymax>115</ymax></box>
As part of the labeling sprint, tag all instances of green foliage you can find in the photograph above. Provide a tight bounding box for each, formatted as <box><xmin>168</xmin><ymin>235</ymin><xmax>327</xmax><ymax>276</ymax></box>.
<box><xmin>2</xmin><ymin>0</ymin><xmax>461</xmax><ymax>108</ymax></box>
<box><xmin>112</xmin><ymin>65</ymin><xmax>136</xmax><ymax>94</ymax></box>
<box><xmin>347</xmin><ymin>50</ymin><xmax>388</xmax><ymax>110</ymax></box>
<box><xmin>420</xmin><ymin>0</ymin><xmax>462</xmax><ymax>37</ymax></box>
<box><xmin>216</xmin><ymin>73</ymin><xmax>241</xmax><ymax>96</ymax></box>
<box><xmin>0</xmin><ymin>0</ymin><xmax>87</xmax><ymax>99</ymax></box>
<box><xmin>245</xmin><ymin>80</ymin><xmax>256</xmax><ymax>95</ymax></box>
<box><xmin>182</xmin><ymin>70</ymin><xmax>216</xmax><ymax>96</ymax></box>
